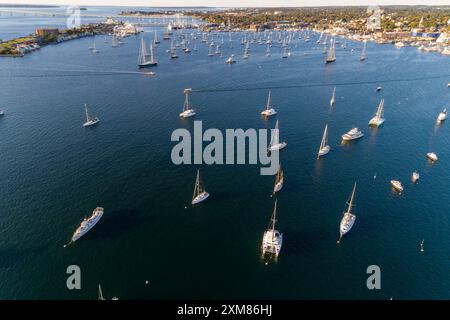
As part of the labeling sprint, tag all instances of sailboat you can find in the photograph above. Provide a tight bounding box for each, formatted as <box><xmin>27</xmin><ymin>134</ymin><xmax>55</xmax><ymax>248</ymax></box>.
<box><xmin>265</xmin><ymin>44</ymin><xmax>271</xmax><ymax>57</ymax></box>
<box><xmin>317</xmin><ymin>124</ymin><xmax>330</xmax><ymax>158</ymax></box>
<box><xmin>368</xmin><ymin>99</ymin><xmax>385</xmax><ymax>127</ymax></box>
<box><xmin>138</xmin><ymin>37</ymin><xmax>157</xmax><ymax>67</ymax></box>
<box><xmin>111</xmin><ymin>35</ymin><xmax>118</xmax><ymax>47</ymax></box>
<box><xmin>226</xmin><ymin>54</ymin><xmax>236</xmax><ymax>64</ymax></box>
<box><xmin>243</xmin><ymin>43</ymin><xmax>249</xmax><ymax>59</ymax></box>
<box><xmin>330</xmin><ymin>87</ymin><xmax>336</xmax><ymax>106</ymax></box>
<box><xmin>208</xmin><ymin>43</ymin><xmax>214</xmax><ymax>56</ymax></box>
<box><xmin>437</xmin><ymin>108</ymin><xmax>447</xmax><ymax>122</ymax></box>
<box><xmin>360</xmin><ymin>41</ymin><xmax>367</xmax><ymax>61</ymax></box>
<box><xmin>326</xmin><ymin>38</ymin><xmax>336</xmax><ymax>63</ymax></box>
<box><xmin>154</xmin><ymin>31</ymin><xmax>160</xmax><ymax>44</ymax></box>
<box><xmin>261</xmin><ymin>200</ymin><xmax>283</xmax><ymax>258</ymax></box>
<box><xmin>83</xmin><ymin>104</ymin><xmax>100</xmax><ymax>127</ymax></box>
<box><xmin>260</xmin><ymin>90</ymin><xmax>277</xmax><ymax>117</ymax></box>
<box><xmin>170</xmin><ymin>40</ymin><xmax>178</xmax><ymax>58</ymax></box>
<box><xmin>338</xmin><ymin>183</ymin><xmax>357</xmax><ymax>243</ymax></box>
<box><xmin>191</xmin><ymin>169</ymin><xmax>210</xmax><ymax>205</ymax></box>
<box><xmin>98</xmin><ymin>284</ymin><xmax>105</xmax><ymax>300</ymax></box>
<box><xmin>71</xmin><ymin>207</ymin><xmax>104</xmax><ymax>242</ymax></box>
<box><xmin>91</xmin><ymin>39</ymin><xmax>99</xmax><ymax>54</ymax></box>
<box><xmin>273</xmin><ymin>166</ymin><xmax>284</xmax><ymax>194</ymax></box>
<box><xmin>179</xmin><ymin>88</ymin><xmax>196</xmax><ymax>118</ymax></box>
<box><xmin>268</xmin><ymin>120</ymin><xmax>287</xmax><ymax>152</ymax></box>
<box><xmin>282</xmin><ymin>46</ymin><xmax>289</xmax><ymax>58</ymax></box>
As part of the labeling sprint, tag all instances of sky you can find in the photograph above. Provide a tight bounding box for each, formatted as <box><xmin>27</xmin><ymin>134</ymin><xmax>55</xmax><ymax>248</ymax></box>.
<box><xmin>0</xmin><ymin>0</ymin><xmax>449</xmax><ymax>7</ymax></box>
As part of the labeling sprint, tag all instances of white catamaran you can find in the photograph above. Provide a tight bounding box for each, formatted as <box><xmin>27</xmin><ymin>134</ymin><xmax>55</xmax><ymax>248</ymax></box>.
<box><xmin>268</xmin><ymin>120</ymin><xmax>287</xmax><ymax>152</ymax></box>
<box><xmin>83</xmin><ymin>104</ymin><xmax>100</xmax><ymax>127</ymax></box>
<box><xmin>369</xmin><ymin>99</ymin><xmax>385</xmax><ymax>127</ymax></box>
<box><xmin>318</xmin><ymin>124</ymin><xmax>330</xmax><ymax>158</ymax></box>
<box><xmin>179</xmin><ymin>88</ymin><xmax>196</xmax><ymax>118</ymax></box>
<box><xmin>191</xmin><ymin>169</ymin><xmax>210</xmax><ymax>205</ymax></box>
<box><xmin>338</xmin><ymin>183</ymin><xmax>357</xmax><ymax>243</ymax></box>
<box><xmin>273</xmin><ymin>166</ymin><xmax>284</xmax><ymax>194</ymax></box>
<box><xmin>261</xmin><ymin>200</ymin><xmax>283</xmax><ymax>258</ymax></box>
<box><xmin>261</xmin><ymin>90</ymin><xmax>277</xmax><ymax>117</ymax></box>
<box><xmin>138</xmin><ymin>37</ymin><xmax>157</xmax><ymax>67</ymax></box>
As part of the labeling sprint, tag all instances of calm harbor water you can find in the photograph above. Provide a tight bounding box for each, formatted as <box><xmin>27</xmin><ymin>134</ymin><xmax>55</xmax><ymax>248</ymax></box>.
<box><xmin>1</xmin><ymin>6</ymin><xmax>450</xmax><ymax>300</ymax></box>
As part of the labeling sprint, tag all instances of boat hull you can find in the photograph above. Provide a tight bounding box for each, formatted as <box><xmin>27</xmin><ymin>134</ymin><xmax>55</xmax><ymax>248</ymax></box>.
<box><xmin>138</xmin><ymin>62</ymin><xmax>157</xmax><ymax>68</ymax></box>
<box><xmin>268</xmin><ymin>142</ymin><xmax>287</xmax><ymax>152</ymax></box>
<box><xmin>261</xmin><ymin>230</ymin><xmax>283</xmax><ymax>257</ymax></box>
<box><xmin>339</xmin><ymin>212</ymin><xmax>355</xmax><ymax>237</ymax></box>
<box><xmin>273</xmin><ymin>180</ymin><xmax>283</xmax><ymax>193</ymax></box>
<box><xmin>180</xmin><ymin>109</ymin><xmax>196</xmax><ymax>118</ymax></box>
<box><xmin>192</xmin><ymin>191</ymin><xmax>209</xmax><ymax>205</ymax></box>
<box><xmin>83</xmin><ymin>118</ymin><xmax>100</xmax><ymax>127</ymax></box>
<box><xmin>318</xmin><ymin>145</ymin><xmax>330</xmax><ymax>157</ymax></box>
<box><xmin>71</xmin><ymin>208</ymin><xmax>104</xmax><ymax>242</ymax></box>
<box><xmin>369</xmin><ymin>117</ymin><xmax>385</xmax><ymax>127</ymax></box>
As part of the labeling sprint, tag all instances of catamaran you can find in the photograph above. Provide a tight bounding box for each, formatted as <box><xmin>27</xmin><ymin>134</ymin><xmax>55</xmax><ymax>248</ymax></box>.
<box><xmin>261</xmin><ymin>90</ymin><xmax>277</xmax><ymax>117</ymax></box>
<box><xmin>261</xmin><ymin>200</ymin><xmax>283</xmax><ymax>258</ymax></box>
<box><xmin>437</xmin><ymin>108</ymin><xmax>447</xmax><ymax>122</ymax></box>
<box><xmin>273</xmin><ymin>166</ymin><xmax>284</xmax><ymax>194</ymax></box>
<box><xmin>360</xmin><ymin>41</ymin><xmax>367</xmax><ymax>61</ymax></box>
<box><xmin>268</xmin><ymin>120</ymin><xmax>287</xmax><ymax>151</ymax></box>
<box><xmin>83</xmin><ymin>104</ymin><xmax>100</xmax><ymax>127</ymax></box>
<box><xmin>326</xmin><ymin>38</ymin><xmax>336</xmax><ymax>63</ymax></box>
<box><xmin>338</xmin><ymin>183</ymin><xmax>357</xmax><ymax>243</ymax></box>
<box><xmin>71</xmin><ymin>207</ymin><xmax>104</xmax><ymax>242</ymax></box>
<box><xmin>191</xmin><ymin>169</ymin><xmax>209</xmax><ymax>205</ymax></box>
<box><xmin>342</xmin><ymin>128</ymin><xmax>364</xmax><ymax>141</ymax></box>
<box><xmin>318</xmin><ymin>124</ymin><xmax>330</xmax><ymax>158</ymax></box>
<box><xmin>179</xmin><ymin>88</ymin><xmax>196</xmax><ymax>118</ymax></box>
<box><xmin>138</xmin><ymin>37</ymin><xmax>157</xmax><ymax>67</ymax></box>
<box><xmin>369</xmin><ymin>99</ymin><xmax>385</xmax><ymax>127</ymax></box>
<box><xmin>330</xmin><ymin>87</ymin><xmax>336</xmax><ymax>106</ymax></box>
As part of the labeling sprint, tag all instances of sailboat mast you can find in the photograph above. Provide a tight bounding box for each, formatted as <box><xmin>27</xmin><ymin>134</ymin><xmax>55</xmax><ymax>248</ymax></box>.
<box><xmin>85</xmin><ymin>104</ymin><xmax>90</xmax><ymax>122</ymax></box>
<box><xmin>377</xmin><ymin>99</ymin><xmax>384</xmax><ymax>118</ymax></box>
<box><xmin>347</xmin><ymin>183</ymin><xmax>357</xmax><ymax>213</ymax></box>
<box><xmin>193</xmin><ymin>169</ymin><xmax>200</xmax><ymax>199</ymax></box>
<box><xmin>266</xmin><ymin>91</ymin><xmax>272</xmax><ymax>110</ymax></box>
<box><xmin>321</xmin><ymin>124</ymin><xmax>328</xmax><ymax>148</ymax></box>
<box><xmin>271</xmin><ymin>200</ymin><xmax>278</xmax><ymax>239</ymax></box>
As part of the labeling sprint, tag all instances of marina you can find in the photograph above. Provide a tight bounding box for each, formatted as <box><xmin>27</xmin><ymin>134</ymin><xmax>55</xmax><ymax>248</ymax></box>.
<box><xmin>1</xmin><ymin>5</ymin><xmax>450</xmax><ymax>300</ymax></box>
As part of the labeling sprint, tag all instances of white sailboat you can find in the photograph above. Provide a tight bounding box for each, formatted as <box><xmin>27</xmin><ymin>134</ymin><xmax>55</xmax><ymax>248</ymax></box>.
<box><xmin>208</xmin><ymin>43</ymin><xmax>214</xmax><ymax>56</ymax></box>
<box><xmin>91</xmin><ymin>40</ymin><xmax>99</xmax><ymax>54</ymax></box>
<box><xmin>265</xmin><ymin>44</ymin><xmax>271</xmax><ymax>57</ymax></box>
<box><xmin>179</xmin><ymin>88</ymin><xmax>196</xmax><ymax>118</ymax></box>
<box><xmin>170</xmin><ymin>40</ymin><xmax>178</xmax><ymax>59</ymax></box>
<box><xmin>71</xmin><ymin>207</ymin><xmax>104</xmax><ymax>242</ymax></box>
<box><xmin>138</xmin><ymin>37</ymin><xmax>157</xmax><ymax>67</ymax></box>
<box><xmin>360</xmin><ymin>41</ymin><xmax>367</xmax><ymax>61</ymax></box>
<box><xmin>153</xmin><ymin>31</ymin><xmax>160</xmax><ymax>44</ymax></box>
<box><xmin>437</xmin><ymin>108</ymin><xmax>447</xmax><ymax>122</ymax></box>
<box><xmin>326</xmin><ymin>38</ymin><xmax>336</xmax><ymax>63</ymax></box>
<box><xmin>268</xmin><ymin>120</ymin><xmax>287</xmax><ymax>152</ymax></box>
<box><xmin>282</xmin><ymin>46</ymin><xmax>289</xmax><ymax>58</ymax></box>
<box><xmin>191</xmin><ymin>169</ymin><xmax>210</xmax><ymax>205</ymax></box>
<box><xmin>369</xmin><ymin>99</ymin><xmax>385</xmax><ymax>127</ymax></box>
<box><xmin>98</xmin><ymin>284</ymin><xmax>105</xmax><ymax>300</ymax></box>
<box><xmin>273</xmin><ymin>166</ymin><xmax>284</xmax><ymax>194</ymax></box>
<box><xmin>330</xmin><ymin>87</ymin><xmax>336</xmax><ymax>106</ymax></box>
<box><xmin>111</xmin><ymin>35</ymin><xmax>118</xmax><ymax>47</ymax></box>
<box><xmin>261</xmin><ymin>90</ymin><xmax>277</xmax><ymax>117</ymax></box>
<box><xmin>318</xmin><ymin>124</ymin><xmax>330</xmax><ymax>158</ymax></box>
<box><xmin>83</xmin><ymin>104</ymin><xmax>100</xmax><ymax>127</ymax></box>
<box><xmin>338</xmin><ymin>183</ymin><xmax>357</xmax><ymax>243</ymax></box>
<box><xmin>226</xmin><ymin>54</ymin><xmax>236</xmax><ymax>64</ymax></box>
<box><xmin>261</xmin><ymin>200</ymin><xmax>283</xmax><ymax>258</ymax></box>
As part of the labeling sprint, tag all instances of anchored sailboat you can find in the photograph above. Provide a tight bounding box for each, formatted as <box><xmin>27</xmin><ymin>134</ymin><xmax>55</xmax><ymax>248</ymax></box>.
<box><xmin>369</xmin><ymin>99</ymin><xmax>385</xmax><ymax>127</ymax></box>
<box><xmin>138</xmin><ymin>37</ymin><xmax>157</xmax><ymax>67</ymax></box>
<box><xmin>273</xmin><ymin>166</ymin><xmax>284</xmax><ymax>194</ymax></box>
<box><xmin>330</xmin><ymin>87</ymin><xmax>336</xmax><ymax>106</ymax></box>
<box><xmin>326</xmin><ymin>38</ymin><xmax>336</xmax><ymax>63</ymax></box>
<box><xmin>261</xmin><ymin>90</ymin><xmax>277</xmax><ymax>117</ymax></box>
<box><xmin>154</xmin><ymin>31</ymin><xmax>160</xmax><ymax>44</ymax></box>
<box><xmin>360</xmin><ymin>41</ymin><xmax>367</xmax><ymax>61</ymax></box>
<box><xmin>318</xmin><ymin>124</ymin><xmax>330</xmax><ymax>158</ymax></box>
<box><xmin>179</xmin><ymin>88</ymin><xmax>196</xmax><ymax>118</ymax></box>
<box><xmin>83</xmin><ymin>104</ymin><xmax>100</xmax><ymax>127</ymax></box>
<box><xmin>71</xmin><ymin>207</ymin><xmax>104</xmax><ymax>242</ymax></box>
<box><xmin>338</xmin><ymin>183</ymin><xmax>357</xmax><ymax>243</ymax></box>
<box><xmin>191</xmin><ymin>169</ymin><xmax>210</xmax><ymax>205</ymax></box>
<box><xmin>98</xmin><ymin>284</ymin><xmax>105</xmax><ymax>300</ymax></box>
<box><xmin>268</xmin><ymin>120</ymin><xmax>287</xmax><ymax>152</ymax></box>
<box><xmin>261</xmin><ymin>200</ymin><xmax>283</xmax><ymax>258</ymax></box>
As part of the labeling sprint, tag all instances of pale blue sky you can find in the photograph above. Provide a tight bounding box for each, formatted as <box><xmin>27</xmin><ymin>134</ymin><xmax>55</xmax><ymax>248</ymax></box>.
<box><xmin>1</xmin><ymin>0</ymin><xmax>449</xmax><ymax>7</ymax></box>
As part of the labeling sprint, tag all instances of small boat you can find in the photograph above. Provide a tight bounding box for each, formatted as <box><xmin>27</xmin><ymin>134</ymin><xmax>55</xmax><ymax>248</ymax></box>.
<box><xmin>342</xmin><ymin>128</ymin><xmax>364</xmax><ymax>141</ymax></box>
<box><xmin>338</xmin><ymin>183</ymin><xmax>357</xmax><ymax>243</ymax></box>
<box><xmin>0</xmin><ymin>109</ymin><xmax>4</xmax><ymax>116</ymax></box>
<box><xmin>318</xmin><ymin>124</ymin><xmax>330</xmax><ymax>158</ymax></box>
<box><xmin>260</xmin><ymin>90</ymin><xmax>277</xmax><ymax>117</ymax></box>
<box><xmin>437</xmin><ymin>108</ymin><xmax>447</xmax><ymax>122</ymax></box>
<box><xmin>71</xmin><ymin>207</ymin><xmax>104</xmax><ymax>242</ymax></box>
<box><xmin>376</xmin><ymin>86</ymin><xmax>382</xmax><ymax>92</ymax></box>
<box><xmin>448</xmin><ymin>83</ymin><xmax>450</xmax><ymax>87</ymax></box>
<box><xmin>226</xmin><ymin>54</ymin><xmax>236</xmax><ymax>64</ymax></box>
<box><xmin>412</xmin><ymin>171</ymin><xmax>420</xmax><ymax>183</ymax></box>
<box><xmin>208</xmin><ymin>43</ymin><xmax>214</xmax><ymax>56</ymax></box>
<box><xmin>268</xmin><ymin>120</ymin><xmax>287</xmax><ymax>152</ymax></box>
<box><xmin>390</xmin><ymin>180</ymin><xmax>404</xmax><ymax>193</ymax></box>
<box><xmin>426</xmin><ymin>152</ymin><xmax>438</xmax><ymax>162</ymax></box>
<box><xmin>273</xmin><ymin>166</ymin><xmax>284</xmax><ymax>194</ymax></box>
<box><xmin>179</xmin><ymin>88</ymin><xmax>196</xmax><ymax>118</ymax></box>
<box><xmin>326</xmin><ymin>38</ymin><xmax>336</xmax><ymax>63</ymax></box>
<box><xmin>330</xmin><ymin>87</ymin><xmax>336</xmax><ymax>106</ymax></box>
<box><xmin>91</xmin><ymin>41</ymin><xmax>99</xmax><ymax>54</ymax></box>
<box><xmin>83</xmin><ymin>104</ymin><xmax>100</xmax><ymax>127</ymax></box>
<box><xmin>153</xmin><ymin>31</ymin><xmax>160</xmax><ymax>44</ymax></box>
<box><xmin>359</xmin><ymin>41</ymin><xmax>367</xmax><ymax>61</ymax></box>
<box><xmin>98</xmin><ymin>284</ymin><xmax>105</xmax><ymax>300</ymax></box>
<box><xmin>420</xmin><ymin>239</ymin><xmax>424</xmax><ymax>252</ymax></box>
<box><xmin>191</xmin><ymin>169</ymin><xmax>209</xmax><ymax>205</ymax></box>
<box><xmin>261</xmin><ymin>200</ymin><xmax>283</xmax><ymax>258</ymax></box>
<box><xmin>369</xmin><ymin>99</ymin><xmax>385</xmax><ymax>127</ymax></box>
